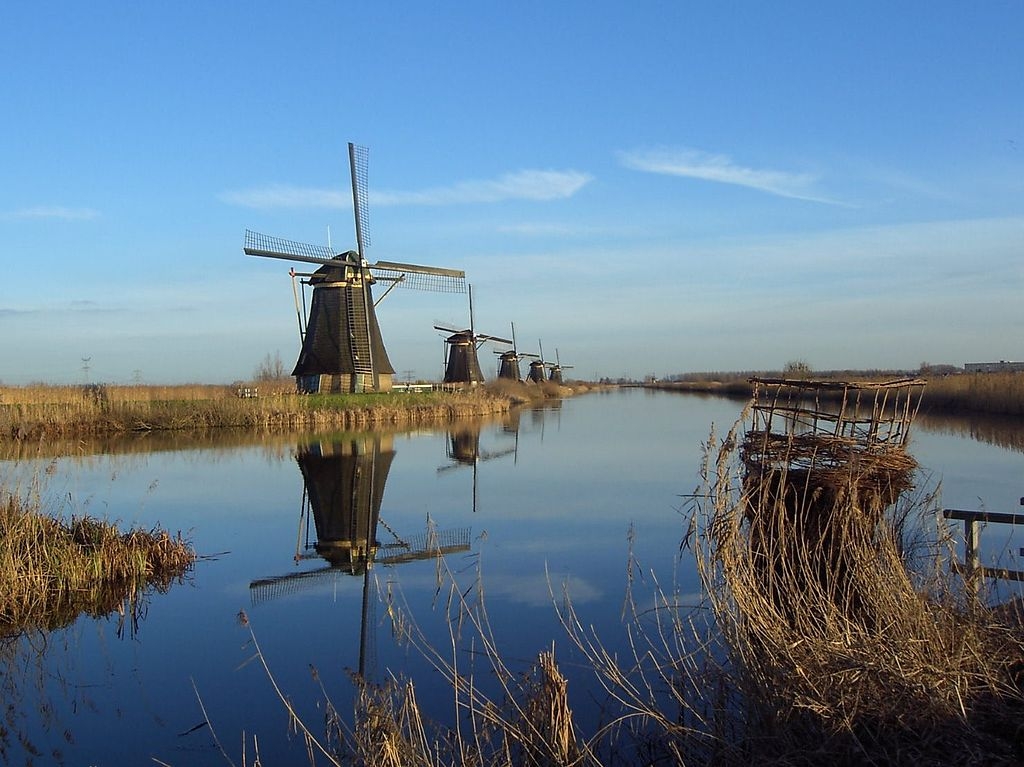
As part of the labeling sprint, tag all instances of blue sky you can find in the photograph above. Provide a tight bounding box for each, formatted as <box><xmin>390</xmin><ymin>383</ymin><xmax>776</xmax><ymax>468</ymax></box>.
<box><xmin>2</xmin><ymin>2</ymin><xmax>1022</xmax><ymax>384</ymax></box>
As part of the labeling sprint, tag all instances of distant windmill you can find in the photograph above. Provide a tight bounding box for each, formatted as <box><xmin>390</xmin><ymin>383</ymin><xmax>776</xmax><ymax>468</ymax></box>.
<box><xmin>244</xmin><ymin>143</ymin><xmax>467</xmax><ymax>394</ymax></box>
<box><xmin>249</xmin><ymin>435</ymin><xmax>470</xmax><ymax>679</ymax></box>
<box><xmin>526</xmin><ymin>339</ymin><xmax>550</xmax><ymax>383</ymax></box>
<box><xmin>548</xmin><ymin>348</ymin><xmax>574</xmax><ymax>383</ymax></box>
<box><xmin>434</xmin><ymin>286</ymin><xmax>512</xmax><ymax>385</ymax></box>
<box><xmin>495</xmin><ymin>322</ymin><xmax>539</xmax><ymax>382</ymax></box>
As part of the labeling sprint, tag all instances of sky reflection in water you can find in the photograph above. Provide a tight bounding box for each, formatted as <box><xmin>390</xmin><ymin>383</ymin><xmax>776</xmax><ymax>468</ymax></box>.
<box><xmin>2</xmin><ymin>389</ymin><xmax>1023</xmax><ymax>764</ymax></box>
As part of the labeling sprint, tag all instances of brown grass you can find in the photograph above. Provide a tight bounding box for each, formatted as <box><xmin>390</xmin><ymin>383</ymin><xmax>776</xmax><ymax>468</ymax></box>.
<box><xmin>920</xmin><ymin>371</ymin><xmax>1024</xmax><ymax>417</ymax></box>
<box><xmin>687</xmin><ymin>416</ymin><xmax>1024</xmax><ymax>764</ymax></box>
<box><xmin>0</xmin><ymin>480</ymin><xmax>195</xmax><ymax>637</ymax></box>
<box><xmin>0</xmin><ymin>381</ymin><xmax>599</xmax><ymax>442</ymax></box>
<box><xmin>652</xmin><ymin>371</ymin><xmax>1024</xmax><ymax>418</ymax></box>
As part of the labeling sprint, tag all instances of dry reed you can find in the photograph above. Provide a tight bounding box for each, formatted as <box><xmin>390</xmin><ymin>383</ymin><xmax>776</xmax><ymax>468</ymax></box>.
<box><xmin>687</xmin><ymin>416</ymin><xmax>1024</xmax><ymax>765</ymax></box>
<box><xmin>0</xmin><ymin>381</ymin><xmax>595</xmax><ymax>441</ymax></box>
<box><xmin>0</xmin><ymin>482</ymin><xmax>195</xmax><ymax>637</ymax></box>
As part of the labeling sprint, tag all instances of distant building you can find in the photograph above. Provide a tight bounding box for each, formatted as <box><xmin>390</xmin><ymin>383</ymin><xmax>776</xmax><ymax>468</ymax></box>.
<box><xmin>963</xmin><ymin>361</ymin><xmax>1024</xmax><ymax>373</ymax></box>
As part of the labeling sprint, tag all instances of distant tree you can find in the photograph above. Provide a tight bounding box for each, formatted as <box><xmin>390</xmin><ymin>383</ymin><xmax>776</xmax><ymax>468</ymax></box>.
<box><xmin>254</xmin><ymin>351</ymin><xmax>286</xmax><ymax>381</ymax></box>
<box><xmin>783</xmin><ymin>359</ymin><xmax>812</xmax><ymax>379</ymax></box>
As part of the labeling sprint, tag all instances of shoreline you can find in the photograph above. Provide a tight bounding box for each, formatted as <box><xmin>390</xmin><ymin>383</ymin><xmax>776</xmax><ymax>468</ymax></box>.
<box><xmin>644</xmin><ymin>372</ymin><xmax>1024</xmax><ymax>419</ymax></box>
<box><xmin>0</xmin><ymin>380</ymin><xmax>605</xmax><ymax>443</ymax></box>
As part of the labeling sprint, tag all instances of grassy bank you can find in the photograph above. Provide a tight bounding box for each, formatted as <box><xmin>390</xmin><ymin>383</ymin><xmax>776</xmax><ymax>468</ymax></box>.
<box><xmin>649</xmin><ymin>371</ymin><xmax>1024</xmax><ymax>417</ymax></box>
<box><xmin>0</xmin><ymin>380</ymin><xmax>597</xmax><ymax>441</ymax></box>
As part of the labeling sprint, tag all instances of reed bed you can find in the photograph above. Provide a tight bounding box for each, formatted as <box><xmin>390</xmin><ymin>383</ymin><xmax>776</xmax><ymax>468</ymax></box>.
<box><xmin>920</xmin><ymin>371</ymin><xmax>1024</xmax><ymax>417</ymax></box>
<box><xmin>686</xmin><ymin>417</ymin><xmax>1024</xmax><ymax>765</ymax></box>
<box><xmin>0</xmin><ymin>482</ymin><xmax>195</xmax><ymax>636</ymax></box>
<box><xmin>652</xmin><ymin>371</ymin><xmax>1024</xmax><ymax>418</ymax></box>
<box><xmin>0</xmin><ymin>383</ymin><xmax>536</xmax><ymax>440</ymax></box>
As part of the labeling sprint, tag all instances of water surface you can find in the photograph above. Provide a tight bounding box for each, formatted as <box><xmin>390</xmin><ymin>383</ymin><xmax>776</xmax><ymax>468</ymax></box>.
<box><xmin>3</xmin><ymin>389</ymin><xmax>1022</xmax><ymax>765</ymax></box>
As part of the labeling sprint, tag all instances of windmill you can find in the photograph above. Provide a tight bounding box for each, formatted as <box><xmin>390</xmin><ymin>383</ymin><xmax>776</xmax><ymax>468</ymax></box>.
<box><xmin>548</xmin><ymin>348</ymin><xmax>574</xmax><ymax>383</ymax></box>
<box><xmin>437</xmin><ymin>420</ymin><xmax>517</xmax><ymax>512</ymax></box>
<box><xmin>434</xmin><ymin>285</ymin><xmax>512</xmax><ymax>385</ymax></box>
<box><xmin>495</xmin><ymin>322</ymin><xmax>539</xmax><ymax>382</ymax></box>
<box><xmin>244</xmin><ymin>143</ymin><xmax>467</xmax><ymax>394</ymax></box>
<box><xmin>526</xmin><ymin>338</ymin><xmax>549</xmax><ymax>383</ymax></box>
<box><xmin>249</xmin><ymin>435</ymin><xmax>471</xmax><ymax>679</ymax></box>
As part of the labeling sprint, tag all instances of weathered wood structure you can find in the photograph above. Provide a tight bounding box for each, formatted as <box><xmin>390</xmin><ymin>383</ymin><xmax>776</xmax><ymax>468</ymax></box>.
<box><xmin>742</xmin><ymin>377</ymin><xmax>926</xmax><ymax>516</ymax></box>
<box><xmin>740</xmin><ymin>377</ymin><xmax>926</xmax><ymax>623</ymax></box>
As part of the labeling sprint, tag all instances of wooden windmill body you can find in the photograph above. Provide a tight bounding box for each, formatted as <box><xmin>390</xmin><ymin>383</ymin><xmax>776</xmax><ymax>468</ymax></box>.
<box><xmin>526</xmin><ymin>339</ymin><xmax>552</xmax><ymax>383</ymax></box>
<box><xmin>244</xmin><ymin>143</ymin><xmax>466</xmax><ymax>394</ymax></box>
<box><xmin>435</xmin><ymin>286</ymin><xmax>512</xmax><ymax>385</ymax></box>
<box><xmin>547</xmin><ymin>348</ymin><xmax>574</xmax><ymax>383</ymax></box>
<box><xmin>495</xmin><ymin>322</ymin><xmax>538</xmax><ymax>382</ymax></box>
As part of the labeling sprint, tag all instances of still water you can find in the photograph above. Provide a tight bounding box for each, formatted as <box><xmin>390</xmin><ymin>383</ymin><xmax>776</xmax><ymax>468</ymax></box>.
<box><xmin>3</xmin><ymin>388</ymin><xmax>1023</xmax><ymax>765</ymax></box>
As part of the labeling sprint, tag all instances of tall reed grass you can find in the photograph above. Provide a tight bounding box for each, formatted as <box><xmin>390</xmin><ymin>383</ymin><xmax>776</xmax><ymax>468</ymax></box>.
<box><xmin>0</xmin><ymin>383</ymin><xmax>550</xmax><ymax>440</ymax></box>
<box><xmin>0</xmin><ymin>478</ymin><xmax>195</xmax><ymax>637</ymax></box>
<box><xmin>652</xmin><ymin>371</ymin><xmax>1024</xmax><ymax>418</ymax></box>
<box><xmin>921</xmin><ymin>372</ymin><xmax>1024</xmax><ymax>417</ymax></box>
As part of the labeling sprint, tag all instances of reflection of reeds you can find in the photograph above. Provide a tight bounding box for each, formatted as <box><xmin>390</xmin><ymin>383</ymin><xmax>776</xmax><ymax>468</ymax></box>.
<box><xmin>0</xmin><ymin>483</ymin><xmax>195</xmax><ymax>637</ymax></box>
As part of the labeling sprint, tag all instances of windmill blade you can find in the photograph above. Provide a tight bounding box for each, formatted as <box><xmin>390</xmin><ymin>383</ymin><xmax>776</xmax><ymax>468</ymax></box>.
<box><xmin>376</xmin><ymin>526</ymin><xmax>471</xmax><ymax>565</ymax></box>
<box><xmin>479</xmin><ymin>445</ymin><xmax>517</xmax><ymax>462</ymax></box>
<box><xmin>475</xmin><ymin>333</ymin><xmax>513</xmax><ymax>345</ymax></box>
<box><xmin>434</xmin><ymin>323</ymin><xmax>469</xmax><ymax>335</ymax></box>
<box><xmin>369</xmin><ymin>261</ymin><xmax>466</xmax><ymax>293</ymax></box>
<box><xmin>245</xmin><ymin>229</ymin><xmax>350</xmax><ymax>265</ymax></box>
<box><xmin>349</xmin><ymin>142</ymin><xmax>371</xmax><ymax>258</ymax></box>
<box><xmin>372</xmin><ymin>260</ymin><xmax>465</xmax><ymax>278</ymax></box>
<box><xmin>249</xmin><ymin>566</ymin><xmax>353</xmax><ymax>604</ymax></box>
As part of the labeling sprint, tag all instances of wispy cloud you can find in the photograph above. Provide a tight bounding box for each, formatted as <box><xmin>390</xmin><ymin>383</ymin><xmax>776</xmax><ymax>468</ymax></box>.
<box><xmin>373</xmin><ymin>170</ymin><xmax>592</xmax><ymax>205</ymax></box>
<box><xmin>218</xmin><ymin>185</ymin><xmax>350</xmax><ymax>209</ymax></box>
<box><xmin>619</xmin><ymin>147</ymin><xmax>843</xmax><ymax>205</ymax></box>
<box><xmin>495</xmin><ymin>222</ymin><xmax>583</xmax><ymax>237</ymax></box>
<box><xmin>3</xmin><ymin>206</ymin><xmax>100</xmax><ymax>221</ymax></box>
<box><xmin>221</xmin><ymin>170</ymin><xmax>592</xmax><ymax>210</ymax></box>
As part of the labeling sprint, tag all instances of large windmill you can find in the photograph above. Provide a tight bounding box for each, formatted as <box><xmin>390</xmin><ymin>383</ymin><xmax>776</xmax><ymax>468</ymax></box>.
<box><xmin>495</xmin><ymin>322</ymin><xmax>539</xmax><ymax>382</ymax></box>
<box><xmin>548</xmin><ymin>348</ymin><xmax>575</xmax><ymax>384</ymax></box>
<box><xmin>244</xmin><ymin>143</ymin><xmax>467</xmax><ymax>394</ymax></box>
<box><xmin>434</xmin><ymin>286</ymin><xmax>512</xmax><ymax>386</ymax></box>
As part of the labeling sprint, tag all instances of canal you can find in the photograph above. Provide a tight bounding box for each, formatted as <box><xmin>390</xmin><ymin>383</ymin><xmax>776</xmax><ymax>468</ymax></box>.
<box><xmin>2</xmin><ymin>388</ymin><xmax>1022</xmax><ymax>765</ymax></box>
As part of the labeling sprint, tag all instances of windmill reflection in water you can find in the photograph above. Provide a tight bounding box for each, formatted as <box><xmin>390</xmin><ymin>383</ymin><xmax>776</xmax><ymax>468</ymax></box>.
<box><xmin>438</xmin><ymin>420</ymin><xmax>518</xmax><ymax>513</ymax></box>
<box><xmin>249</xmin><ymin>434</ymin><xmax>471</xmax><ymax>678</ymax></box>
